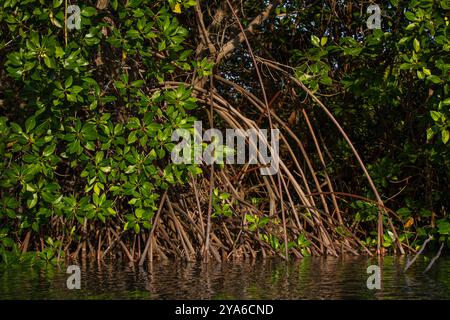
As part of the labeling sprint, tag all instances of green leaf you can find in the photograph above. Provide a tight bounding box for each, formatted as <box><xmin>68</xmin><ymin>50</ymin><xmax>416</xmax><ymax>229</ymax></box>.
<box><xmin>93</xmin><ymin>193</ymin><xmax>100</xmax><ymax>205</ymax></box>
<box><xmin>437</xmin><ymin>220</ymin><xmax>450</xmax><ymax>235</ymax></box>
<box><xmin>81</xmin><ymin>7</ymin><xmax>97</xmax><ymax>17</ymax></box>
<box><xmin>427</xmin><ymin>75</ymin><xmax>442</xmax><ymax>84</ymax></box>
<box><xmin>311</xmin><ymin>35</ymin><xmax>320</xmax><ymax>47</ymax></box>
<box><xmin>95</xmin><ymin>151</ymin><xmax>104</xmax><ymax>164</ymax></box>
<box><xmin>27</xmin><ymin>194</ymin><xmax>38</xmax><ymax>209</ymax></box>
<box><xmin>65</xmin><ymin>76</ymin><xmax>73</xmax><ymax>88</ymax></box>
<box><xmin>422</xmin><ymin>68</ymin><xmax>431</xmax><ymax>76</ymax></box>
<box><xmin>430</xmin><ymin>111</ymin><xmax>442</xmax><ymax>121</ymax></box>
<box><xmin>44</xmin><ymin>56</ymin><xmax>56</xmax><ymax>69</ymax></box>
<box><xmin>131</xmin><ymin>80</ymin><xmax>145</xmax><ymax>87</ymax></box>
<box><xmin>93</xmin><ymin>183</ymin><xmax>101</xmax><ymax>195</ymax></box>
<box><xmin>135</xmin><ymin>208</ymin><xmax>144</xmax><ymax>219</ymax></box>
<box><xmin>26</xmin><ymin>183</ymin><xmax>36</xmax><ymax>192</ymax></box>
<box><xmin>53</xmin><ymin>0</ymin><xmax>64</xmax><ymax>8</ymax></box>
<box><xmin>404</xmin><ymin>11</ymin><xmax>416</xmax><ymax>21</ymax></box>
<box><xmin>128</xmin><ymin>131</ymin><xmax>138</xmax><ymax>144</ymax></box>
<box><xmin>100</xmin><ymin>166</ymin><xmax>111</xmax><ymax>173</ymax></box>
<box><xmin>43</xmin><ymin>144</ymin><xmax>56</xmax><ymax>157</ymax></box>
<box><xmin>406</xmin><ymin>23</ymin><xmax>417</xmax><ymax>31</ymax></box>
<box><xmin>442</xmin><ymin>129</ymin><xmax>449</xmax><ymax>144</ymax></box>
<box><xmin>413</xmin><ymin>38</ymin><xmax>420</xmax><ymax>52</ymax></box>
<box><xmin>25</xmin><ymin>117</ymin><xmax>36</xmax><ymax>133</ymax></box>
<box><xmin>426</xmin><ymin>128</ymin><xmax>435</xmax><ymax>141</ymax></box>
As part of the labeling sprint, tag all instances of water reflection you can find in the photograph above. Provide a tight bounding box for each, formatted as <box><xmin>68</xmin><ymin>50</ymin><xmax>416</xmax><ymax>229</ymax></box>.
<box><xmin>1</xmin><ymin>255</ymin><xmax>449</xmax><ymax>299</ymax></box>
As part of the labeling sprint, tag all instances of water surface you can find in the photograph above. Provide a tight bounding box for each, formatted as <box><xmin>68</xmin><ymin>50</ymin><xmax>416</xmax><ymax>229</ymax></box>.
<box><xmin>1</xmin><ymin>255</ymin><xmax>449</xmax><ymax>299</ymax></box>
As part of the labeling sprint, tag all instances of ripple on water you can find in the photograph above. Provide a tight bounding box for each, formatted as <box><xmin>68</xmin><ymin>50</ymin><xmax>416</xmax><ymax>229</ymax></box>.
<box><xmin>1</xmin><ymin>255</ymin><xmax>449</xmax><ymax>299</ymax></box>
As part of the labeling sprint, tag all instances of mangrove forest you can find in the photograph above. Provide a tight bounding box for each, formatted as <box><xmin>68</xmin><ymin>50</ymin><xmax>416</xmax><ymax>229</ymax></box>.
<box><xmin>0</xmin><ymin>0</ymin><xmax>449</xmax><ymax>273</ymax></box>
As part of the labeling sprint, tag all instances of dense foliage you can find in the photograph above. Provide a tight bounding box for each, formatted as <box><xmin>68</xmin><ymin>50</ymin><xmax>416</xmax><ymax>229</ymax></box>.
<box><xmin>0</xmin><ymin>0</ymin><xmax>203</xmax><ymax>264</ymax></box>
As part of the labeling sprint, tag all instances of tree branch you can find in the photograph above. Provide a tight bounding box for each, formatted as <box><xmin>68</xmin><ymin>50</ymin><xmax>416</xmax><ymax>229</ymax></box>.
<box><xmin>195</xmin><ymin>2</ymin><xmax>217</xmax><ymax>57</ymax></box>
<box><xmin>216</xmin><ymin>0</ymin><xmax>281</xmax><ymax>63</ymax></box>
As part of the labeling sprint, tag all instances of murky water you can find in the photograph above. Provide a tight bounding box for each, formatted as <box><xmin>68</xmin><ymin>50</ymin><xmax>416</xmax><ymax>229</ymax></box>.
<box><xmin>1</xmin><ymin>255</ymin><xmax>449</xmax><ymax>299</ymax></box>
